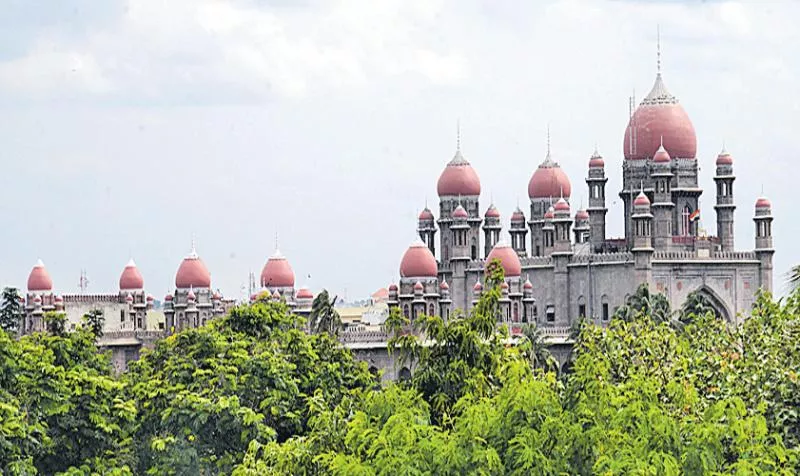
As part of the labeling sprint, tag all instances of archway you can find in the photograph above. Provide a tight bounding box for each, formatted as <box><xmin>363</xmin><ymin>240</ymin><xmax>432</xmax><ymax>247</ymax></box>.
<box><xmin>694</xmin><ymin>285</ymin><xmax>732</xmax><ymax>323</ymax></box>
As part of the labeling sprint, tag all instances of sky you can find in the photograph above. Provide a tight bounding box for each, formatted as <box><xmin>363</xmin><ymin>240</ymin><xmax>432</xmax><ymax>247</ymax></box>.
<box><xmin>0</xmin><ymin>0</ymin><xmax>798</xmax><ymax>301</ymax></box>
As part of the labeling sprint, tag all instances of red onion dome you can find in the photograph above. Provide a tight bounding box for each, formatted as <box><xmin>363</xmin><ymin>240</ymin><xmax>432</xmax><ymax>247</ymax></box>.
<box><xmin>187</xmin><ymin>289</ymin><xmax>196</xmax><ymax>301</ymax></box>
<box><xmin>575</xmin><ymin>209</ymin><xmax>589</xmax><ymax>221</ymax></box>
<box><xmin>119</xmin><ymin>258</ymin><xmax>144</xmax><ymax>290</ymax></box>
<box><xmin>544</xmin><ymin>207</ymin><xmax>555</xmax><ymax>220</ymax></box>
<box><xmin>212</xmin><ymin>291</ymin><xmax>221</xmax><ymax>300</ymax></box>
<box><xmin>484</xmin><ymin>205</ymin><xmax>500</xmax><ymax>218</ymax></box>
<box><xmin>523</xmin><ymin>278</ymin><xmax>533</xmax><ymax>290</ymax></box>
<box><xmin>399</xmin><ymin>239</ymin><xmax>438</xmax><ymax>278</ymax></box>
<box><xmin>452</xmin><ymin>205</ymin><xmax>468</xmax><ymax>219</ymax></box>
<box><xmin>473</xmin><ymin>281</ymin><xmax>483</xmax><ymax>291</ymax></box>
<box><xmin>634</xmin><ymin>191</ymin><xmax>651</xmax><ymax>207</ymax></box>
<box><xmin>529</xmin><ymin>154</ymin><xmax>572</xmax><ymax>199</ymax></box>
<box><xmin>165</xmin><ymin>294</ymin><xmax>174</xmax><ymax>302</ymax></box>
<box><xmin>554</xmin><ymin>197</ymin><xmax>570</xmax><ymax>212</ymax></box>
<box><xmin>261</xmin><ymin>249</ymin><xmax>295</xmax><ymax>288</ymax></box>
<box><xmin>296</xmin><ymin>287</ymin><xmax>313</xmax><ymax>299</ymax></box>
<box><xmin>439</xmin><ymin>280</ymin><xmax>449</xmax><ymax>290</ymax></box>
<box><xmin>27</xmin><ymin>259</ymin><xmax>53</xmax><ymax>292</ymax></box>
<box><xmin>500</xmin><ymin>281</ymin><xmax>509</xmax><ymax>289</ymax></box>
<box><xmin>511</xmin><ymin>207</ymin><xmax>525</xmax><ymax>222</ymax></box>
<box><xmin>623</xmin><ymin>73</ymin><xmax>696</xmax><ymax>160</ymax></box>
<box><xmin>653</xmin><ymin>142</ymin><xmax>671</xmax><ymax>163</ymax></box>
<box><xmin>486</xmin><ymin>241</ymin><xmax>522</xmax><ymax>277</ymax></box>
<box><xmin>589</xmin><ymin>148</ymin><xmax>605</xmax><ymax>168</ymax></box>
<box><xmin>272</xmin><ymin>290</ymin><xmax>280</xmax><ymax>299</ymax></box>
<box><xmin>437</xmin><ymin>148</ymin><xmax>481</xmax><ymax>197</ymax></box>
<box><xmin>388</xmin><ymin>283</ymin><xmax>398</xmax><ymax>292</ymax></box>
<box><xmin>146</xmin><ymin>294</ymin><xmax>154</xmax><ymax>302</ymax></box>
<box><xmin>54</xmin><ymin>295</ymin><xmax>64</xmax><ymax>303</ymax></box>
<box><xmin>716</xmin><ymin>148</ymin><xmax>733</xmax><ymax>166</ymax></box>
<box><xmin>414</xmin><ymin>281</ymin><xmax>424</xmax><ymax>291</ymax></box>
<box><xmin>250</xmin><ymin>293</ymin><xmax>257</xmax><ymax>302</ymax></box>
<box><xmin>175</xmin><ymin>247</ymin><xmax>211</xmax><ymax>289</ymax></box>
<box><xmin>33</xmin><ymin>295</ymin><xmax>42</xmax><ymax>304</ymax></box>
<box><xmin>755</xmin><ymin>197</ymin><xmax>771</xmax><ymax>209</ymax></box>
<box><xmin>418</xmin><ymin>207</ymin><xmax>434</xmax><ymax>220</ymax></box>
<box><xmin>125</xmin><ymin>293</ymin><xmax>134</xmax><ymax>303</ymax></box>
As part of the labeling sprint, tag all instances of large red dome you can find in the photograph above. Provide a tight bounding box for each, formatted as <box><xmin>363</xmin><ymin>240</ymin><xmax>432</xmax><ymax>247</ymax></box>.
<box><xmin>528</xmin><ymin>155</ymin><xmax>571</xmax><ymax>199</ymax></box>
<box><xmin>175</xmin><ymin>249</ymin><xmax>211</xmax><ymax>288</ymax></box>
<box><xmin>437</xmin><ymin>149</ymin><xmax>481</xmax><ymax>197</ymax></box>
<box><xmin>486</xmin><ymin>241</ymin><xmax>521</xmax><ymax>277</ymax></box>
<box><xmin>261</xmin><ymin>250</ymin><xmax>296</xmax><ymax>288</ymax></box>
<box><xmin>399</xmin><ymin>239</ymin><xmax>438</xmax><ymax>278</ymax></box>
<box><xmin>27</xmin><ymin>259</ymin><xmax>53</xmax><ymax>292</ymax></box>
<box><xmin>623</xmin><ymin>73</ymin><xmax>696</xmax><ymax>160</ymax></box>
<box><xmin>119</xmin><ymin>259</ymin><xmax>144</xmax><ymax>290</ymax></box>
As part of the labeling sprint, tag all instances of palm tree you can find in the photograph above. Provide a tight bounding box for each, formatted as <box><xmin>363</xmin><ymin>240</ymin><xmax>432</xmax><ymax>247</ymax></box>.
<box><xmin>789</xmin><ymin>265</ymin><xmax>800</xmax><ymax>293</ymax></box>
<box><xmin>309</xmin><ymin>289</ymin><xmax>342</xmax><ymax>336</ymax></box>
<box><xmin>614</xmin><ymin>283</ymin><xmax>672</xmax><ymax>323</ymax></box>
<box><xmin>521</xmin><ymin>323</ymin><xmax>557</xmax><ymax>372</ymax></box>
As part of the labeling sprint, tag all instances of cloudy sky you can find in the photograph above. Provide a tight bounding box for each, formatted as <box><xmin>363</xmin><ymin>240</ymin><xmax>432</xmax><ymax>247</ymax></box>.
<box><xmin>1</xmin><ymin>0</ymin><xmax>797</xmax><ymax>301</ymax></box>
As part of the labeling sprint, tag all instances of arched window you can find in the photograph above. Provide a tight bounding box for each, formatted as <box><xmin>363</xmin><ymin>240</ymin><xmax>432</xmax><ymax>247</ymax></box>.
<box><xmin>428</xmin><ymin>303</ymin><xmax>435</xmax><ymax>316</ymax></box>
<box><xmin>682</xmin><ymin>205</ymin><xmax>692</xmax><ymax>236</ymax></box>
<box><xmin>512</xmin><ymin>302</ymin><xmax>519</xmax><ymax>322</ymax></box>
<box><xmin>601</xmin><ymin>295</ymin><xmax>609</xmax><ymax>321</ymax></box>
<box><xmin>403</xmin><ymin>305</ymin><xmax>410</xmax><ymax>318</ymax></box>
<box><xmin>577</xmin><ymin>295</ymin><xmax>586</xmax><ymax>319</ymax></box>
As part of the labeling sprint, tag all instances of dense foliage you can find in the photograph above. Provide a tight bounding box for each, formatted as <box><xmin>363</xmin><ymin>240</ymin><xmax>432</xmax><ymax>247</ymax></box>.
<box><xmin>2</xmin><ymin>278</ymin><xmax>800</xmax><ymax>474</ymax></box>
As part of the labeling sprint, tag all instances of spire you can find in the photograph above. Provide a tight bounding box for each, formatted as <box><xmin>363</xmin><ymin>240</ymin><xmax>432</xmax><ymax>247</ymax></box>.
<box><xmin>657</xmin><ymin>24</ymin><xmax>661</xmax><ymax>75</ymax></box>
<box><xmin>546</xmin><ymin>123</ymin><xmax>551</xmax><ymax>159</ymax></box>
<box><xmin>188</xmin><ymin>237</ymin><xmax>198</xmax><ymax>259</ymax></box>
<box><xmin>456</xmin><ymin>119</ymin><xmax>461</xmax><ymax>152</ymax></box>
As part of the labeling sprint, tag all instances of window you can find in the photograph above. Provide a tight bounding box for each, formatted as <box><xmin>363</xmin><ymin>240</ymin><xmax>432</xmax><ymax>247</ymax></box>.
<box><xmin>579</xmin><ymin>304</ymin><xmax>586</xmax><ymax>318</ymax></box>
<box><xmin>513</xmin><ymin>302</ymin><xmax>519</xmax><ymax>322</ymax></box>
<box><xmin>120</xmin><ymin>309</ymin><xmax>125</xmax><ymax>322</ymax></box>
<box><xmin>403</xmin><ymin>305</ymin><xmax>410</xmax><ymax>318</ymax></box>
<box><xmin>546</xmin><ymin>305</ymin><xmax>555</xmax><ymax>323</ymax></box>
<box><xmin>602</xmin><ymin>303</ymin><xmax>609</xmax><ymax>321</ymax></box>
<box><xmin>535</xmin><ymin>245</ymin><xmax>540</xmax><ymax>256</ymax></box>
<box><xmin>428</xmin><ymin>304</ymin><xmax>435</xmax><ymax>316</ymax></box>
<box><xmin>471</xmin><ymin>244</ymin><xmax>477</xmax><ymax>260</ymax></box>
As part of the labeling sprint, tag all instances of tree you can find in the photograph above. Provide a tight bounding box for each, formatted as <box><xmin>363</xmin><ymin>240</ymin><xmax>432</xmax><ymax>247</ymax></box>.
<box><xmin>309</xmin><ymin>289</ymin><xmax>342</xmax><ymax>336</ymax></box>
<box><xmin>0</xmin><ymin>287</ymin><xmax>22</xmax><ymax>335</ymax></box>
<box><xmin>613</xmin><ymin>283</ymin><xmax>672</xmax><ymax>323</ymax></box>
<box><xmin>680</xmin><ymin>290</ymin><xmax>718</xmax><ymax>322</ymax></box>
<box><xmin>82</xmin><ymin>308</ymin><xmax>105</xmax><ymax>338</ymax></box>
<box><xmin>43</xmin><ymin>311</ymin><xmax>67</xmax><ymax>336</ymax></box>
<box><xmin>789</xmin><ymin>264</ymin><xmax>800</xmax><ymax>292</ymax></box>
<box><xmin>520</xmin><ymin>323</ymin><xmax>557</xmax><ymax>372</ymax></box>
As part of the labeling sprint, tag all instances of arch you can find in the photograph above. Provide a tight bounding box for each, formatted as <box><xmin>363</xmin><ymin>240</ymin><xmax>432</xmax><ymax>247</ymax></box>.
<box><xmin>428</xmin><ymin>303</ymin><xmax>435</xmax><ymax>317</ymax></box>
<box><xmin>693</xmin><ymin>285</ymin><xmax>732</xmax><ymax>323</ymax></box>
<box><xmin>398</xmin><ymin>367</ymin><xmax>412</xmax><ymax>381</ymax></box>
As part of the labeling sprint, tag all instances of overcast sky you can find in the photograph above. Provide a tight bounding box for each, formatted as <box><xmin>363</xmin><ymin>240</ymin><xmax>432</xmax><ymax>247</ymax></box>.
<box><xmin>1</xmin><ymin>0</ymin><xmax>797</xmax><ymax>301</ymax></box>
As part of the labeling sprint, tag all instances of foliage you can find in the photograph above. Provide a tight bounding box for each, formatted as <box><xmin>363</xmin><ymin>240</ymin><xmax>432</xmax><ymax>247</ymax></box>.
<box><xmin>82</xmin><ymin>308</ymin><xmax>106</xmax><ymax>338</ymax></box>
<box><xmin>789</xmin><ymin>264</ymin><xmax>800</xmax><ymax>292</ymax></box>
<box><xmin>44</xmin><ymin>311</ymin><xmax>68</xmax><ymax>336</ymax></box>
<box><xmin>613</xmin><ymin>282</ymin><xmax>672</xmax><ymax>323</ymax></box>
<box><xmin>520</xmin><ymin>323</ymin><xmax>558</xmax><ymax>373</ymax></box>
<box><xmin>309</xmin><ymin>289</ymin><xmax>342</xmax><ymax>336</ymax></box>
<box><xmin>0</xmin><ymin>287</ymin><xmax>22</xmax><ymax>335</ymax></box>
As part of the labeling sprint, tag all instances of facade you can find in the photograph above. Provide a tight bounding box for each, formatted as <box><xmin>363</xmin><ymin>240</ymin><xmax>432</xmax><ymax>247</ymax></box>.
<box><xmin>388</xmin><ymin>67</ymin><xmax>774</xmax><ymax>330</ymax></box>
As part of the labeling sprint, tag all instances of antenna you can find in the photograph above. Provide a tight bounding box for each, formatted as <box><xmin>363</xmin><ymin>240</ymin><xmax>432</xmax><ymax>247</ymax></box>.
<box><xmin>657</xmin><ymin>24</ymin><xmax>661</xmax><ymax>74</ymax></box>
<box><xmin>79</xmin><ymin>269</ymin><xmax>89</xmax><ymax>294</ymax></box>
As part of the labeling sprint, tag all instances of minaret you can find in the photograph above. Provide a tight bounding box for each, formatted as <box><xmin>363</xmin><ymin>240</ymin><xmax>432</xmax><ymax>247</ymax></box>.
<box><xmin>714</xmin><ymin>147</ymin><xmax>736</xmax><ymax>251</ymax></box>
<box><xmin>753</xmin><ymin>197</ymin><xmax>774</xmax><ymax>292</ymax></box>
<box><xmin>417</xmin><ymin>206</ymin><xmax>437</xmax><ymax>256</ymax></box>
<box><xmin>632</xmin><ymin>190</ymin><xmax>654</xmax><ymax>286</ymax></box>
<box><xmin>483</xmin><ymin>204</ymin><xmax>501</xmax><ymax>257</ymax></box>
<box><xmin>651</xmin><ymin>139</ymin><xmax>675</xmax><ymax>249</ymax></box>
<box><xmin>542</xmin><ymin>206</ymin><xmax>555</xmax><ymax>256</ymax></box>
<box><xmin>552</xmin><ymin>197</ymin><xmax>573</xmax><ymax>255</ymax></box>
<box><xmin>573</xmin><ymin>209</ymin><xmax>590</xmax><ymax>244</ymax></box>
<box><xmin>552</xmin><ymin>197</ymin><xmax>572</xmax><ymax>327</ymax></box>
<box><xmin>586</xmin><ymin>147</ymin><xmax>608</xmax><ymax>251</ymax></box>
<box><xmin>509</xmin><ymin>207</ymin><xmax>528</xmax><ymax>257</ymax></box>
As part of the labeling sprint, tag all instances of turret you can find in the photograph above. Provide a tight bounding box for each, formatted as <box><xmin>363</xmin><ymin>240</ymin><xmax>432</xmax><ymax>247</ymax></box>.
<box><xmin>450</xmin><ymin>205</ymin><xmax>471</xmax><ymax>260</ymax></box>
<box><xmin>509</xmin><ymin>207</ymin><xmax>528</xmax><ymax>257</ymax></box>
<box><xmin>651</xmin><ymin>141</ymin><xmax>675</xmax><ymax>249</ymax></box>
<box><xmin>586</xmin><ymin>148</ymin><xmax>608</xmax><ymax>251</ymax></box>
<box><xmin>542</xmin><ymin>206</ymin><xmax>555</xmax><ymax>256</ymax></box>
<box><xmin>714</xmin><ymin>148</ymin><xmax>736</xmax><ymax>251</ymax></box>
<box><xmin>754</xmin><ymin>197</ymin><xmax>774</xmax><ymax>292</ymax></box>
<box><xmin>417</xmin><ymin>207</ymin><xmax>437</xmax><ymax>255</ymax></box>
<box><xmin>437</xmin><ymin>132</ymin><xmax>481</xmax><ymax>264</ymax></box>
<box><xmin>632</xmin><ymin>190</ymin><xmax>654</xmax><ymax>285</ymax></box>
<box><xmin>573</xmin><ymin>209</ymin><xmax>590</xmax><ymax>244</ymax></box>
<box><xmin>552</xmin><ymin>198</ymin><xmax>573</xmax><ymax>255</ymax></box>
<box><xmin>483</xmin><ymin>205</ymin><xmax>501</xmax><ymax>257</ymax></box>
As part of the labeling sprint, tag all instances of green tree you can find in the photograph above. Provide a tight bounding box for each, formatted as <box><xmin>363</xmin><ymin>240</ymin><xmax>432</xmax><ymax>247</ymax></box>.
<box><xmin>520</xmin><ymin>323</ymin><xmax>557</xmax><ymax>373</ymax></box>
<box><xmin>82</xmin><ymin>308</ymin><xmax>105</xmax><ymax>338</ymax></box>
<box><xmin>789</xmin><ymin>264</ymin><xmax>800</xmax><ymax>292</ymax></box>
<box><xmin>613</xmin><ymin>283</ymin><xmax>672</xmax><ymax>323</ymax></box>
<box><xmin>680</xmin><ymin>290</ymin><xmax>718</xmax><ymax>323</ymax></box>
<box><xmin>0</xmin><ymin>287</ymin><xmax>23</xmax><ymax>335</ymax></box>
<box><xmin>44</xmin><ymin>310</ymin><xmax>67</xmax><ymax>336</ymax></box>
<box><xmin>309</xmin><ymin>289</ymin><xmax>342</xmax><ymax>336</ymax></box>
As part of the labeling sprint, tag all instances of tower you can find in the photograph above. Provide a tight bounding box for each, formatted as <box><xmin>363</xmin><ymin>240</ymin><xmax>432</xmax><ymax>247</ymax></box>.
<box><xmin>714</xmin><ymin>148</ymin><xmax>736</xmax><ymax>251</ymax></box>
<box><xmin>551</xmin><ymin>198</ymin><xmax>573</xmax><ymax>327</ymax></box>
<box><xmin>586</xmin><ymin>148</ymin><xmax>608</xmax><ymax>251</ymax></box>
<box><xmin>541</xmin><ymin>206</ymin><xmax>555</xmax><ymax>257</ymax></box>
<box><xmin>483</xmin><ymin>204</ymin><xmax>501</xmax><ymax>257</ymax></box>
<box><xmin>632</xmin><ymin>190</ymin><xmax>654</xmax><ymax>285</ymax></box>
<box><xmin>508</xmin><ymin>207</ymin><xmax>528</xmax><ymax>257</ymax></box>
<box><xmin>528</xmin><ymin>130</ymin><xmax>571</xmax><ymax>257</ymax></box>
<box><xmin>552</xmin><ymin>198</ymin><xmax>573</xmax><ymax>255</ymax></box>
<box><xmin>573</xmin><ymin>209</ymin><xmax>590</xmax><ymax>244</ymax></box>
<box><xmin>651</xmin><ymin>140</ymin><xmax>675</xmax><ymax>249</ymax></box>
<box><xmin>417</xmin><ymin>207</ymin><xmax>437</xmax><ymax>255</ymax></box>
<box><xmin>753</xmin><ymin>197</ymin><xmax>774</xmax><ymax>292</ymax></box>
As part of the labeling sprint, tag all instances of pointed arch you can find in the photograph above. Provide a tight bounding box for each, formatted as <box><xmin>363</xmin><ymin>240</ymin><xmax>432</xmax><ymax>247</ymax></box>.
<box><xmin>694</xmin><ymin>285</ymin><xmax>732</xmax><ymax>323</ymax></box>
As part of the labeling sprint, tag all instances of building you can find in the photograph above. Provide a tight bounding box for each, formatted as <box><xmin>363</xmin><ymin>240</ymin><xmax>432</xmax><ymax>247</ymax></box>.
<box><xmin>388</xmin><ymin>65</ymin><xmax>774</xmax><ymax>331</ymax></box>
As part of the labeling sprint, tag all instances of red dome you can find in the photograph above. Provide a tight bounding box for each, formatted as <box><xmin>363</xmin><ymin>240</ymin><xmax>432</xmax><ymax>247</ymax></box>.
<box><xmin>589</xmin><ymin>149</ymin><xmax>605</xmax><ymax>168</ymax></box>
<box><xmin>528</xmin><ymin>155</ymin><xmax>572</xmax><ymax>199</ymax></box>
<box><xmin>437</xmin><ymin>150</ymin><xmax>481</xmax><ymax>197</ymax></box>
<box><xmin>187</xmin><ymin>289</ymin><xmax>196</xmax><ymax>301</ymax></box>
<box><xmin>439</xmin><ymin>280</ymin><xmax>449</xmax><ymax>290</ymax></box>
<box><xmin>33</xmin><ymin>295</ymin><xmax>42</xmax><ymax>304</ymax></box>
<box><xmin>54</xmin><ymin>295</ymin><xmax>64</xmax><ymax>303</ymax></box>
<box><xmin>418</xmin><ymin>208</ymin><xmax>434</xmax><ymax>220</ymax></box>
<box><xmin>575</xmin><ymin>209</ymin><xmax>589</xmax><ymax>221</ymax></box>
<box><xmin>399</xmin><ymin>239</ymin><xmax>438</xmax><ymax>278</ymax></box>
<box><xmin>653</xmin><ymin>143</ymin><xmax>671</xmax><ymax>163</ymax></box>
<box><xmin>473</xmin><ymin>281</ymin><xmax>483</xmax><ymax>291</ymax></box>
<box><xmin>755</xmin><ymin>197</ymin><xmax>771</xmax><ymax>209</ymax></box>
<box><xmin>296</xmin><ymin>287</ymin><xmax>313</xmax><ymax>299</ymax></box>
<box><xmin>716</xmin><ymin>148</ymin><xmax>733</xmax><ymax>166</ymax></box>
<box><xmin>485</xmin><ymin>205</ymin><xmax>500</xmax><ymax>218</ymax></box>
<box><xmin>511</xmin><ymin>208</ymin><xmax>525</xmax><ymax>222</ymax></box>
<box><xmin>452</xmin><ymin>205</ymin><xmax>468</xmax><ymax>219</ymax></box>
<box><xmin>544</xmin><ymin>207</ymin><xmax>555</xmax><ymax>220</ymax></box>
<box><xmin>634</xmin><ymin>191</ymin><xmax>651</xmax><ymax>207</ymax></box>
<box><xmin>486</xmin><ymin>242</ymin><xmax>522</xmax><ymax>277</ymax></box>
<box><xmin>125</xmin><ymin>293</ymin><xmax>134</xmax><ymax>303</ymax></box>
<box><xmin>500</xmin><ymin>281</ymin><xmax>509</xmax><ymax>289</ymax></box>
<box><xmin>554</xmin><ymin>198</ymin><xmax>570</xmax><ymax>212</ymax></box>
<box><xmin>523</xmin><ymin>278</ymin><xmax>533</xmax><ymax>290</ymax></box>
<box><xmin>414</xmin><ymin>281</ymin><xmax>424</xmax><ymax>291</ymax></box>
<box><xmin>212</xmin><ymin>291</ymin><xmax>221</xmax><ymax>300</ymax></box>
<box><xmin>27</xmin><ymin>259</ymin><xmax>53</xmax><ymax>292</ymax></box>
<box><xmin>388</xmin><ymin>283</ymin><xmax>398</xmax><ymax>292</ymax></box>
<box><xmin>146</xmin><ymin>294</ymin><xmax>155</xmax><ymax>302</ymax></box>
<box><xmin>261</xmin><ymin>250</ymin><xmax>296</xmax><ymax>288</ymax></box>
<box><xmin>165</xmin><ymin>294</ymin><xmax>174</xmax><ymax>301</ymax></box>
<box><xmin>119</xmin><ymin>259</ymin><xmax>144</xmax><ymax>290</ymax></box>
<box><xmin>175</xmin><ymin>248</ymin><xmax>211</xmax><ymax>289</ymax></box>
<box><xmin>623</xmin><ymin>74</ymin><xmax>696</xmax><ymax>160</ymax></box>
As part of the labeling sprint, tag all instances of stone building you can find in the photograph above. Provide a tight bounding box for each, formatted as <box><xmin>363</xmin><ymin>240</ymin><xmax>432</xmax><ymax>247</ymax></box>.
<box><xmin>387</xmin><ymin>66</ymin><xmax>774</xmax><ymax>330</ymax></box>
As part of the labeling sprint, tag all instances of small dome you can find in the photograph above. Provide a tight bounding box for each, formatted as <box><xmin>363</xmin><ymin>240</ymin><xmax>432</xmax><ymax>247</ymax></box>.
<box><xmin>439</xmin><ymin>280</ymin><xmax>449</xmax><ymax>290</ymax></box>
<box><xmin>187</xmin><ymin>289</ymin><xmax>196</xmax><ymax>301</ymax></box>
<box><xmin>452</xmin><ymin>205</ymin><xmax>468</xmax><ymax>219</ymax></box>
<box><xmin>755</xmin><ymin>197</ymin><xmax>771</xmax><ymax>209</ymax></box>
<box><xmin>250</xmin><ymin>293</ymin><xmax>257</xmax><ymax>302</ymax></box>
<box><xmin>119</xmin><ymin>258</ymin><xmax>144</xmax><ymax>290</ymax></box>
<box><xmin>529</xmin><ymin>155</ymin><xmax>572</xmax><ymax>199</ymax></box>
<box><xmin>212</xmin><ymin>291</ymin><xmax>221</xmax><ymax>300</ymax></box>
<box><xmin>146</xmin><ymin>294</ymin><xmax>154</xmax><ymax>302</ymax></box>
<box><xmin>484</xmin><ymin>205</ymin><xmax>500</xmax><ymax>218</ymax></box>
<box><xmin>575</xmin><ymin>209</ymin><xmax>589</xmax><ymax>221</ymax></box>
<box><xmin>634</xmin><ymin>191</ymin><xmax>651</xmax><ymax>207</ymax></box>
<box><xmin>272</xmin><ymin>290</ymin><xmax>280</xmax><ymax>299</ymax></box>
<box><xmin>500</xmin><ymin>281</ymin><xmax>509</xmax><ymax>289</ymax></box>
<box><xmin>261</xmin><ymin>249</ymin><xmax>296</xmax><ymax>288</ymax></box>
<box><xmin>544</xmin><ymin>207</ymin><xmax>555</xmax><ymax>220</ymax></box>
<box><xmin>27</xmin><ymin>259</ymin><xmax>53</xmax><ymax>292</ymax></box>
<box><xmin>125</xmin><ymin>293</ymin><xmax>134</xmax><ymax>303</ymax></box>
<box><xmin>554</xmin><ymin>198</ymin><xmax>570</xmax><ymax>212</ymax></box>
<box><xmin>54</xmin><ymin>295</ymin><xmax>64</xmax><ymax>303</ymax></box>
<box><xmin>388</xmin><ymin>283</ymin><xmax>398</xmax><ymax>292</ymax></box>
<box><xmin>511</xmin><ymin>207</ymin><xmax>525</xmax><ymax>222</ymax></box>
<box><xmin>473</xmin><ymin>281</ymin><xmax>483</xmax><ymax>291</ymax></box>
<box><xmin>523</xmin><ymin>278</ymin><xmax>533</xmax><ymax>290</ymax></box>
<box><xmin>418</xmin><ymin>207</ymin><xmax>434</xmax><ymax>221</ymax></box>
<box><xmin>175</xmin><ymin>247</ymin><xmax>212</xmax><ymax>289</ymax></box>
<box><xmin>653</xmin><ymin>142</ymin><xmax>671</xmax><ymax>163</ymax></box>
<box><xmin>33</xmin><ymin>295</ymin><xmax>42</xmax><ymax>304</ymax></box>
<box><xmin>437</xmin><ymin>149</ymin><xmax>481</xmax><ymax>197</ymax></box>
<box><xmin>399</xmin><ymin>239</ymin><xmax>438</xmax><ymax>278</ymax></box>
<box><xmin>296</xmin><ymin>287</ymin><xmax>313</xmax><ymax>299</ymax></box>
<box><xmin>716</xmin><ymin>148</ymin><xmax>733</xmax><ymax>166</ymax></box>
<box><xmin>589</xmin><ymin>148</ymin><xmax>605</xmax><ymax>168</ymax></box>
<box><xmin>414</xmin><ymin>281</ymin><xmax>424</xmax><ymax>291</ymax></box>
<box><xmin>164</xmin><ymin>294</ymin><xmax>174</xmax><ymax>302</ymax></box>
<box><xmin>486</xmin><ymin>241</ymin><xmax>522</xmax><ymax>277</ymax></box>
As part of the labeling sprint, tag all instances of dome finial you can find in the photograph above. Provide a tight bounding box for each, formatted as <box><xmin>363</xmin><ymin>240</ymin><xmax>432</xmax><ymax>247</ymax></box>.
<box><xmin>657</xmin><ymin>24</ymin><xmax>661</xmax><ymax>74</ymax></box>
<box><xmin>456</xmin><ymin>119</ymin><xmax>461</xmax><ymax>152</ymax></box>
<box><xmin>660</xmin><ymin>135</ymin><xmax>664</xmax><ymax>148</ymax></box>
<box><xmin>546</xmin><ymin>123</ymin><xmax>551</xmax><ymax>159</ymax></box>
